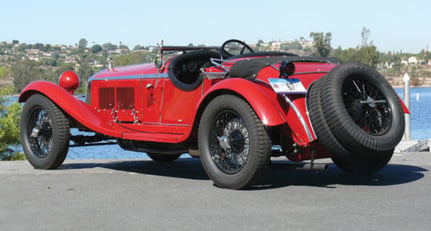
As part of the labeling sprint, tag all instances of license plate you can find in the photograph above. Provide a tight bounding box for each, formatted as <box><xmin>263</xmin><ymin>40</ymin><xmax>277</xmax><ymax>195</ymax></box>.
<box><xmin>268</xmin><ymin>78</ymin><xmax>306</xmax><ymax>94</ymax></box>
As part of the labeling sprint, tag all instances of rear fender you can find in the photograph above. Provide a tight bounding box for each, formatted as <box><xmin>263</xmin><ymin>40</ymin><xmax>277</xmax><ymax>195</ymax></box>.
<box><xmin>19</xmin><ymin>81</ymin><xmax>121</xmax><ymax>137</ymax></box>
<box><xmin>195</xmin><ymin>78</ymin><xmax>318</xmax><ymax>145</ymax></box>
<box><xmin>197</xmin><ymin>78</ymin><xmax>286</xmax><ymax>127</ymax></box>
<box><xmin>399</xmin><ymin>97</ymin><xmax>410</xmax><ymax>114</ymax></box>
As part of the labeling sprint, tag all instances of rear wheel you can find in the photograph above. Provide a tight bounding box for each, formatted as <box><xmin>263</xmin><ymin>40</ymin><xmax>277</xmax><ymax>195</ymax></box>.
<box><xmin>198</xmin><ymin>95</ymin><xmax>271</xmax><ymax>189</ymax></box>
<box><xmin>21</xmin><ymin>94</ymin><xmax>70</xmax><ymax>169</ymax></box>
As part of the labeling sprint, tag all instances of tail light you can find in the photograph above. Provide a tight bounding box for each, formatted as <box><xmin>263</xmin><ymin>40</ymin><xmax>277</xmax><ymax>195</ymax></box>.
<box><xmin>279</xmin><ymin>61</ymin><xmax>295</xmax><ymax>78</ymax></box>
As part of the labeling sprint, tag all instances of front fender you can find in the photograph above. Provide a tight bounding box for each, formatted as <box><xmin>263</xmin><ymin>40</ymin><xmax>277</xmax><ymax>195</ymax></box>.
<box><xmin>19</xmin><ymin>81</ymin><xmax>121</xmax><ymax>138</ymax></box>
<box><xmin>198</xmin><ymin>78</ymin><xmax>286</xmax><ymax>126</ymax></box>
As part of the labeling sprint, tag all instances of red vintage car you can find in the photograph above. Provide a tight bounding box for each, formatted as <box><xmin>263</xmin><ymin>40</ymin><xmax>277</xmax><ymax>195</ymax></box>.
<box><xmin>19</xmin><ymin>39</ymin><xmax>407</xmax><ymax>189</ymax></box>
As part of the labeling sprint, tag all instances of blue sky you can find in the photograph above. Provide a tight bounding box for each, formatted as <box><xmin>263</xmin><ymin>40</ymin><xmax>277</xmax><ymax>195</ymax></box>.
<box><xmin>1</xmin><ymin>0</ymin><xmax>429</xmax><ymax>53</ymax></box>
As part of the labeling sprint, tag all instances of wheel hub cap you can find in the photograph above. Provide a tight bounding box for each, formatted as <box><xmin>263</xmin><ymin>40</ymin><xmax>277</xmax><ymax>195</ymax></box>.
<box><xmin>210</xmin><ymin>114</ymin><xmax>250</xmax><ymax>174</ymax></box>
<box><xmin>31</xmin><ymin>127</ymin><xmax>40</xmax><ymax>138</ymax></box>
<box><xmin>344</xmin><ymin>79</ymin><xmax>392</xmax><ymax>135</ymax></box>
<box><xmin>360</xmin><ymin>96</ymin><xmax>387</xmax><ymax>108</ymax></box>
<box><xmin>28</xmin><ymin>108</ymin><xmax>53</xmax><ymax>158</ymax></box>
<box><xmin>217</xmin><ymin>136</ymin><xmax>231</xmax><ymax>150</ymax></box>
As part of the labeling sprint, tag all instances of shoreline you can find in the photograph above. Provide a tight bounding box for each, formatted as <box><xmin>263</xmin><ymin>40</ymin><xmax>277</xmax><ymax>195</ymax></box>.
<box><xmin>392</xmin><ymin>84</ymin><xmax>431</xmax><ymax>88</ymax></box>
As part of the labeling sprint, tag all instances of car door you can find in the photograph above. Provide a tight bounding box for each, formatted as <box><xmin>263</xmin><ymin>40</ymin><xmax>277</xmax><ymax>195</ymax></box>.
<box><xmin>160</xmin><ymin>78</ymin><xmax>202</xmax><ymax>126</ymax></box>
<box><xmin>140</xmin><ymin>75</ymin><xmax>164</xmax><ymax>124</ymax></box>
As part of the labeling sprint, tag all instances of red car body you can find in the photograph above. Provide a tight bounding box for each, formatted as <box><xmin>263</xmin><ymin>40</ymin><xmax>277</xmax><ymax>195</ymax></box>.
<box><xmin>19</xmin><ymin>39</ymin><xmax>407</xmax><ymax>189</ymax></box>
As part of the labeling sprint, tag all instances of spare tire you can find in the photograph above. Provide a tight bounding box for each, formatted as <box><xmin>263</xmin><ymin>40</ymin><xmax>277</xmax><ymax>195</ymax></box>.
<box><xmin>319</xmin><ymin>62</ymin><xmax>404</xmax><ymax>154</ymax></box>
<box><xmin>307</xmin><ymin>78</ymin><xmax>350</xmax><ymax>159</ymax></box>
<box><xmin>308</xmin><ymin>78</ymin><xmax>394</xmax><ymax>175</ymax></box>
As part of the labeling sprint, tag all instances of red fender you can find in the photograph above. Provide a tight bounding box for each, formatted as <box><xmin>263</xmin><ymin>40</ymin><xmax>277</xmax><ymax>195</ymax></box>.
<box><xmin>19</xmin><ymin>81</ymin><xmax>122</xmax><ymax>138</ymax></box>
<box><xmin>399</xmin><ymin>97</ymin><xmax>410</xmax><ymax>114</ymax></box>
<box><xmin>197</xmin><ymin>78</ymin><xmax>286</xmax><ymax>127</ymax></box>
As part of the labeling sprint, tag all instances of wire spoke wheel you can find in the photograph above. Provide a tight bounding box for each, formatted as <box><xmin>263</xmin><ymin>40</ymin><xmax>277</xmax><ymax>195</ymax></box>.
<box><xmin>21</xmin><ymin>94</ymin><xmax>70</xmax><ymax>169</ymax></box>
<box><xmin>209</xmin><ymin>111</ymin><xmax>250</xmax><ymax>174</ymax></box>
<box><xmin>28</xmin><ymin>107</ymin><xmax>53</xmax><ymax>158</ymax></box>
<box><xmin>343</xmin><ymin>78</ymin><xmax>392</xmax><ymax>135</ymax></box>
<box><xmin>199</xmin><ymin>95</ymin><xmax>271</xmax><ymax>189</ymax></box>
<box><xmin>318</xmin><ymin>62</ymin><xmax>404</xmax><ymax>153</ymax></box>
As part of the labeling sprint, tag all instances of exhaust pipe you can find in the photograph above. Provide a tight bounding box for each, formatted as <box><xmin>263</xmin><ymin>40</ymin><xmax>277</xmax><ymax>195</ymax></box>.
<box><xmin>298</xmin><ymin>163</ymin><xmax>329</xmax><ymax>171</ymax></box>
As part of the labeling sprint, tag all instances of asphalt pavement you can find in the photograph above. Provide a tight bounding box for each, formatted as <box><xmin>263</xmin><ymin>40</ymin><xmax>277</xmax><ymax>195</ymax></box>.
<box><xmin>1</xmin><ymin>152</ymin><xmax>431</xmax><ymax>231</ymax></box>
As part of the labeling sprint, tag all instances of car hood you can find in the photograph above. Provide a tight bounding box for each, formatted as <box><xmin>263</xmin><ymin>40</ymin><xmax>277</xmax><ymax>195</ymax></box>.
<box><xmin>90</xmin><ymin>63</ymin><xmax>159</xmax><ymax>80</ymax></box>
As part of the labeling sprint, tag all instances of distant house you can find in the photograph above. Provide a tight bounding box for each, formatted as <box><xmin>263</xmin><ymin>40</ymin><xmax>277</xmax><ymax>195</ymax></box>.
<box><xmin>381</xmin><ymin>62</ymin><xmax>394</xmax><ymax>68</ymax></box>
<box><xmin>270</xmin><ymin>42</ymin><xmax>281</xmax><ymax>51</ymax></box>
<box><xmin>408</xmin><ymin>56</ymin><xmax>418</xmax><ymax>65</ymax></box>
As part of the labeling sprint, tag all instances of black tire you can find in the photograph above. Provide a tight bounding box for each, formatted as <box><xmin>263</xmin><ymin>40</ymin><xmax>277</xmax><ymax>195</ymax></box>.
<box><xmin>308</xmin><ymin>78</ymin><xmax>393</xmax><ymax>175</ymax></box>
<box><xmin>147</xmin><ymin>153</ymin><xmax>181</xmax><ymax>162</ymax></box>
<box><xmin>331</xmin><ymin>150</ymin><xmax>393</xmax><ymax>175</ymax></box>
<box><xmin>198</xmin><ymin>95</ymin><xmax>271</xmax><ymax>189</ymax></box>
<box><xmin>320</xmin><ymin>62</ymin><xmax>404</xmax><ymax>153</ymax></box>
<box><xmin>308</xmin><ymin>79</ymin><xmax>350</xmax><ymax>159</ymax></box>
<box><xmin>20</xmin><ymin>94</ymin><xmax>70</xmax><ymax>169</ymax></box>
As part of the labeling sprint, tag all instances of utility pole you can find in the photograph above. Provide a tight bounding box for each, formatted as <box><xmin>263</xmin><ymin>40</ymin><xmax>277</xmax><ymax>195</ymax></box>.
<box><xmin>403</xmin><ymin>72</ymin><xmax>411</xmax><ymax>140</ymax></box>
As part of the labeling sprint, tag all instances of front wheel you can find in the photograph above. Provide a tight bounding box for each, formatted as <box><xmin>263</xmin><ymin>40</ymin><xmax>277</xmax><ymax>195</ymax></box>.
<box><xmin>198</xmin><ymin>95</ymin><xmax>271</xmax><ymax>189</ymax></box>
<box><xmin>21</xmin><ymin>94</ymin><xmax>70</xmax><ymax>169</ymax></box>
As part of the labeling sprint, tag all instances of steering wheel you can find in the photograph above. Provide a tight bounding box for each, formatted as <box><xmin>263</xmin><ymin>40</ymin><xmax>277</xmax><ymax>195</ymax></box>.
<box><xmin>221</xmin><ymin>39</ymin><xmax>254</xmax><ymax>59</ymax></box>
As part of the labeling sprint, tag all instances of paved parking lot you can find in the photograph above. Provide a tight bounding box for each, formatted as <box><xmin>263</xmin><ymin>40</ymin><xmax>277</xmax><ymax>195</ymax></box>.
<box><xmin>1</xmin><ymin>152</ymin><xmax>430</xmax><ymax>231</ymax></box>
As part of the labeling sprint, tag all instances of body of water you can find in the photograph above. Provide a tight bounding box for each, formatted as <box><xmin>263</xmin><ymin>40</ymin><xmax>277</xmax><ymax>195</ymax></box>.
<box><xmin>4</xmin><ymin>87</ymin><xmax>431</xmax><ymax>159</ymax></box>
<box><xmin>394</xmin><ymin>87</ymin><xmax>431</xmax><ymax>140</ymax></box>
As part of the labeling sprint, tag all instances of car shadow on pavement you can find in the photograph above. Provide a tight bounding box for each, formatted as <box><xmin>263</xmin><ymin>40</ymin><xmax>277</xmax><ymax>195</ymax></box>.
<box><xmin>61</xmin><ymin>158</ymin><xmax>209</xmax><ymax>180</ymax></box>
<box><xmin>60</xmin><ymin>158</ymin><xmax>427</xmax><ymax>190</ymax></box>
<box><xmin>260</xmin><ymin>160</ymin><xmax>427</xmax><ymax>190</ymax></box>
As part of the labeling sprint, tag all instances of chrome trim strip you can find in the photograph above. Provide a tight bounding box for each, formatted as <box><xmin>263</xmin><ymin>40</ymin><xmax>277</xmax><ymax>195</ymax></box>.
<box><xmin>210</xmin><ymin>58</ymin><xmax>233</xmax><ymax>72</ymax></box>
<box><xmin>88</xmin><ymin>73</ymin><xmax>169</xmax><ymax>83</ymax></box>
<box><xmin>202</xmin><ymin>71</ymin><xmax>227</xmax><ymax>79</ymax></box>
<box><xmin>142</xmin><ymin>122</ymin><xmax>190</xmax><ymax>127</ymax></box>
<box><xmin>294</xmin><ymin>71</ymin><xmax>329</xmax><ymax>75</ymax></box>
<box><xmin>305</xmin><ymin>82</ymin><xmax>317</xmax><ymax>138</ymax></box>
<box><xmin>283</xmin><ymin>95</ymin><xmax>314</xmax><ymax>142</ymax></box>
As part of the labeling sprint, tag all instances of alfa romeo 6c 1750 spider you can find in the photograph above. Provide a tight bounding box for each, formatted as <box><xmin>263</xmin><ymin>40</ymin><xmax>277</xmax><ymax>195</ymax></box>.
<box><xmin>19</xmin><ymin>39</ymin><xmax>408</xmax><ymax>189</ymax></box>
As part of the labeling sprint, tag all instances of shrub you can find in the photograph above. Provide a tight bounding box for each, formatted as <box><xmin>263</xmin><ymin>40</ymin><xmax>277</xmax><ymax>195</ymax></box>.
<box><xmin>0</xmin><ymin>86</ymin><xmax>22</xmax><ymax>160</ymax></box>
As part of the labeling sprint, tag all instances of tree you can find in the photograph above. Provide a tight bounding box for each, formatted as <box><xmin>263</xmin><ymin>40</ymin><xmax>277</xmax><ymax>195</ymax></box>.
<box><xmin>309</xmin><ymin>32</ymin><xmax>332</xmax><ymax>57</ymax></box>
<box><xmin>56</xmin><ymin>63</ymin><xmax>75</xmax><ymax>76</ymax></box>
<box><xmin>0</xmin><ymin>86</ymin><xmax>21</xmax><ymax>159</ymax></box>
<box><xmin>78</xmin><ymin>38</ymin><xmax>88</xmax><ymax>49</ymax></box>
<box><xmin>255</xmin><ymin>40</ymin><xmax>264</xmax><ymax>51</ymax></box>
<box><xmin>77</xmin><ymin>63</ymin><xmax>94</xmax><ymax>82</ymax></box>
<box><xmin>133</xmin><ymin>44</ymin><xmax>146</xmax><ymax>50</ymax></box>
<box><xmin>103</xmin><ymin>42</ymin><xmax>118</xmax><ymax>51</ymax></box>
<box><xmin>280</xmin><ymin>40</ymin><xmax>303</xmax><ymax>51</ymax></box>
<box><xmin>361</xmin><ymin>27</ymin><xmax>371</xmax><ymax>47</ymax></box>
<box><xmin>91</xmin><ymin>44</ymin><xmax>103</xmax><ymax>53</ymax></box>
<box><xmin>0</xmin><ymin>66</ymin><xmax>9</xmax><ymax>79</ymax></box>
<box><xmin>409</xmin><ymin>66</ymin><xmax>421</xmax><ymax>86</ymax></box>
<box><xmin>333</xmin><ymin>28</ymin><xmax>379</xmax><ymax>68</ymax></box>
<box><xmin>119</xmin><ymin>44</ymin><xmax>129</xmax><ymax>50</ymax></box>
<box><xmin>334</xmin><ymin>45</ymin><xmax>379</xmax><ymax>68</ymax></box>
<box><xmin>113</xmin><ymin>52</ymin><xmax>153</xmax><ymax>66</ymax></box>
<box><xmin>11</xmin><ymin>59</ymin><xmax>45</xmax><ymax>92</ymax></box>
